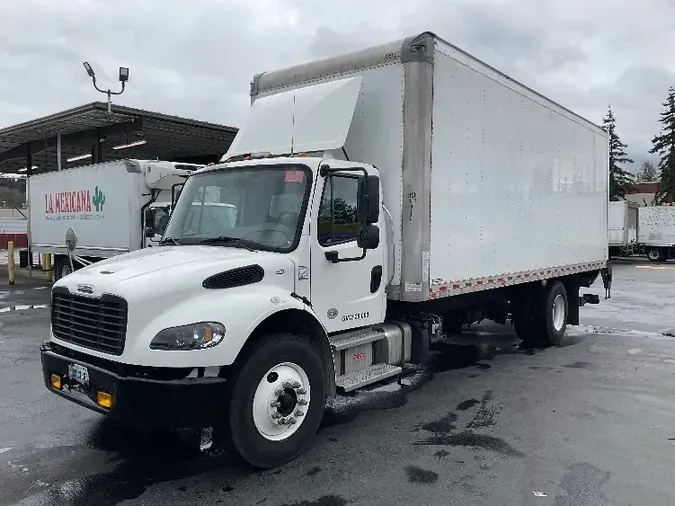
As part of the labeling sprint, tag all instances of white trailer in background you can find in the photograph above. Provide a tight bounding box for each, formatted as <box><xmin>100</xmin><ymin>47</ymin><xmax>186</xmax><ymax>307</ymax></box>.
<box><xmin>608</xmin><ymin>200</ymin><xmax>639</xmax><ymax>257</ymax></box>
<box><xmin>28</xmin><ymin>159</ymin><xmax>201</xmax><ymax>279</ymax></box>
<box><xmin>638</xmin><ymin>205</ymin><xmax>675</xmax><ymax>262</ymax></box>
<box><xmin>41</xmin><ymin>31</ymin><xmax>611</xmax><ymax>469</ymax></box>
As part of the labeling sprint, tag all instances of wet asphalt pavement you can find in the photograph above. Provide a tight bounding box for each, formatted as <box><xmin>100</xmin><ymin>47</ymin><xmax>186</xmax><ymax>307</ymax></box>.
<box><xmin>2</xmin><ymin>260</ymin><xmax>675</xmax><ymax>505</ymax></box>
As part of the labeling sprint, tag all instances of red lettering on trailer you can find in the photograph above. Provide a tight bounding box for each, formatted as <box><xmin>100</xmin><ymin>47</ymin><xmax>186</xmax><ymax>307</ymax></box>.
<box><xmin>45</xmin><ymin>190</ymin><xmax>92</xmax><ymax>214</ymax></box>
<box><xmin>353</xmin><ymin>352</ymin><xmax>365</xmax><ymax>360</ymax></box>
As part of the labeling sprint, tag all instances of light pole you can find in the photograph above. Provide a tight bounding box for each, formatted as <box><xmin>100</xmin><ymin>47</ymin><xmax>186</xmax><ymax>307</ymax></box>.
<box><xmin>82</xmin><ymin>62</ymin><xmax>129</xmax><ymax>114</ymax></box>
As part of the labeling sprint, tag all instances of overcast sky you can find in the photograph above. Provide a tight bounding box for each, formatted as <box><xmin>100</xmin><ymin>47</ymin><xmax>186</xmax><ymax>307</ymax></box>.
<box><xmin>2</xmin><ymin>0</ymin><xmax>675</xmax><ymax>171</ymax></box>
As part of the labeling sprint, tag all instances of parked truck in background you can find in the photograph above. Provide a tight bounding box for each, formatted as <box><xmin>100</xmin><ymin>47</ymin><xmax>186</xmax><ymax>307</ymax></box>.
<box><xmin>28</xmin><ymin>159</ymin><xmax>201</xmax><ymax>279</ymax></box>
<box><xmin>608</xmin><ymin>200</ymin><xmax>639</xmax><ymax>257</ymax></box>
<box><xmin>638</xmin><ymin>205</ymin><xmax>675</xmax><ymax>262</ymax></box>
<box><xmin>40</xmin><ymin>32</ymin><xmax>611</xmax><ymax>469</ymax></box>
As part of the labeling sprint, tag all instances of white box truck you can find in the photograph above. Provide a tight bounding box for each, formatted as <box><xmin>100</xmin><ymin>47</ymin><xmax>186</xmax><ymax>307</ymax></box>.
<box><xmin>40</xmin><ymin>32</ymin><xmax>611</xmax><ymax>469</ymax></box>
<box><xmin>28</xmin><ymin>159</ymin><xmax>201</xmax><ymax>279</ymax></box>
<box><xmin>638</xmin><ymin>205</ymin><xmax>675</xmax><ymax>262</ymax></box>
<box><xmin>608</xmin><ymin>200</ymin><xmax>639</xmax><ymax>257</ymax></box>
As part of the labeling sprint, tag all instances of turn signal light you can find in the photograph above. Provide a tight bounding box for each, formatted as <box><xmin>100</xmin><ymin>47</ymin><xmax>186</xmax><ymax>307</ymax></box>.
<box><xmin>50</xmin><ymin>374</ymin><xmax>62</xmax><ymax>390</ymax></box>
<box><xmin>97</xmin><ymin>391</ymin><xmax>113</xmax><ymax>409</ymax></box>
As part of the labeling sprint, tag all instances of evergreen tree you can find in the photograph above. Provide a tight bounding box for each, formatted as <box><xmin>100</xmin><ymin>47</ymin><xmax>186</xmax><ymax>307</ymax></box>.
<box><xmin>650</xmin><ymin>87</ymin><xmax>675</xmax><ymax>204</ymax></box>
<box><xmin>601</xmin><ymin>106</ymin><xmax>635</xmax><ymax>200</ymax></box>
<box><xmin>636</xmin><ymin>160</ymin><xmax>658</xmax><ymax>182</ymax></box>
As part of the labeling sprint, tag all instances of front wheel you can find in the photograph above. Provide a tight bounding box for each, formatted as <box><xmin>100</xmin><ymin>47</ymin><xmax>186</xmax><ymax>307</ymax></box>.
<box><xmin>218</xmin><ymin>333</ymin><xmax>326</xmax><ymax>469</ymax></box>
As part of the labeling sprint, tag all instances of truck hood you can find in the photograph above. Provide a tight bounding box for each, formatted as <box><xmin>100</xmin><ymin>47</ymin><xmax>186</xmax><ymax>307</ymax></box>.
<box><xmin>55</xmin><ymin>245</ymin><xmax>297</xmax><ymax>299</ymax></box>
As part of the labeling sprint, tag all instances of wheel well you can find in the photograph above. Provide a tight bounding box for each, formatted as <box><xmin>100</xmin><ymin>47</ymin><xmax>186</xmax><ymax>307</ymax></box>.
<box><xmin>232</xmin><ymin>309</ymin><xmax>336</xmax><ymax>397</ymax></box>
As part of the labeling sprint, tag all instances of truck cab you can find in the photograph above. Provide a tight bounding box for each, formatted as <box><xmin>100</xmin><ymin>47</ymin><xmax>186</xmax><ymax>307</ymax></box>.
<box><xmin>41</xmin><ymin>153</ymin><xmax>388</xmax><ymax>469</ymax></box>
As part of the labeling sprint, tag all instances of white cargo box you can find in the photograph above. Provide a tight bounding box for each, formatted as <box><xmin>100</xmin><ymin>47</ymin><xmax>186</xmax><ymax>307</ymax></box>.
<box><xmin>638</xmin><ymin>206</ymin><xmax>675</xmax><ymax>246</ymax></box>
<box><xmin>609</xmin><ymin>201</ymin><xmax>638</xmax><ymax>247</ymax></box>
<box><xmin>238</xmin><ymin>31</ymin><xmax>609</xmax><ymax>302</ymax></box>
<box><xmin>28</xmin><ymin>159</ymin><xmax>185</xmax><ymax>258</ymax></box>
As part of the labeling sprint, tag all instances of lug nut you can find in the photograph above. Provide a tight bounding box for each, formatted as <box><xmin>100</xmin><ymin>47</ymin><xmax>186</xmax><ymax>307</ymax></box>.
<box><xmin>288</xmin><ymin>417</ymin><xmax>297</xmax><ymax>425</ymax></box>
<box><xmin>271</xmin><ymin>412</ymin><xmax>281</xmax><ymax>419</ymax></box>
<box><xmin>270</xmin><ymin>400</ymin><xmax>281</xmax><ymax>408</ymax></box>
<box><xmin>283</xmin><ymin>381</ymin><xmax>292</xmax><ymax>389</ymax></box>
<box><xmin>279</xmin><ymin>418</ymin><xmax>288</xmax><ymax>425</ymax></box>
<box><xmin>297</xmin><ymin>388</ymin><xmax>307</xmax><ymax>395</ymax></box>
<box><xmin>291</xmin><ymin>381</ymin><xmax>301</xmax><ymax>388</ymax></box>
<box><xmin>298</xmin><ymin>399</ymin><xmax>308</xmax><ymax>406</ymax></box>
<box><xmin>274</xmin><ymin>388</ymin><xmax>283</xmax><ymax>395</ymax></box>
<box><xmin>295</xmin><ymin>410</ymin><xmax>304</xmax><ymax>417</ymax></box>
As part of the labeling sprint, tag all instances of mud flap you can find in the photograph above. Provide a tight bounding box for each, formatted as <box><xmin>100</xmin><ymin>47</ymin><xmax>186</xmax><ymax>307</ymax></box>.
<box><xmin>600</xmin><ymin>261</ymin><xmax>612</xmax><ymax>299</ymax></box>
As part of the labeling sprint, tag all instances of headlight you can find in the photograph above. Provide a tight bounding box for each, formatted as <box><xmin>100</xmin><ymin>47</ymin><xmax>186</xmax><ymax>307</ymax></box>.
<box><xmin>149</xmin><ymin>322</ymin><xmax>226</xmax><ymax>350</ymax></box>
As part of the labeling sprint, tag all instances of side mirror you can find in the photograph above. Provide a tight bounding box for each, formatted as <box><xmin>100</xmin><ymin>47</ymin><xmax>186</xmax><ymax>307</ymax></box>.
<box><xmin>357</xmin><ymin>175</ymin><xmax>380</xmax><ymax>224</ymax></box>
<box><xmin>145</xmin><ymin>226</ymin><xmax>155</xmax><ymax>238</ymax></box>
<box><xmin>171</xmin><ymin>182</ymin><xmax>185</xmax><ymax>211</ymax></box>
<box><xmin>357</xmin><ymin>224</ymin><xmax>380</xmax><ymax>250</ymax></box>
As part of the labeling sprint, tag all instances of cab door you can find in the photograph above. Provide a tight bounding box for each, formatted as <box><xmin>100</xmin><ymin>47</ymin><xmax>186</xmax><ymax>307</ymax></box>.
<box><xmin>309</xmin><ymin>161</ymin><xmax>386</xmax><ymax>333</ymax></box>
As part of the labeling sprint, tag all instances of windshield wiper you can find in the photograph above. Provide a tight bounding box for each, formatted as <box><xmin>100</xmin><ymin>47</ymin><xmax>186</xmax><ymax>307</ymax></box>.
<box><xmin>198</xmin><ymin>236</ymin><xmax>257</xmax><ymax>251</ymax></box>
<box><xmin>159</xmin><ymin>237</ymin><xmax>180</xmax><ymax>246</ymax></box>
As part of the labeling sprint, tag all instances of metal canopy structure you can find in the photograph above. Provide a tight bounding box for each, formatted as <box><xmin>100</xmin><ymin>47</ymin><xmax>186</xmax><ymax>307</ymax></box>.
<box><xmin>0</xmin><ymin>102</ymin><xmax>238</xmax><ymax>175</ymax></box>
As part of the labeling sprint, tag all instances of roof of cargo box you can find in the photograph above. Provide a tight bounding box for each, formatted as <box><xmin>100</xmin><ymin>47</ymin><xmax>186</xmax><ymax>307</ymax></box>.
<box><xmin>251</xmin><ymin>31</ymin><xmax>605</xmax><ymax>134</ymax></box>
<box><xmin>0</xmin><ymin>102</ymin><xmax>238</xmax><ymax>175</ymax></box>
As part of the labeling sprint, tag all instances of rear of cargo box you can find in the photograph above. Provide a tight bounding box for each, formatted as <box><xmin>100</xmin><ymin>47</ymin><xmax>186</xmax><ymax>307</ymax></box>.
<box><xmin>638</xmin><ymin>206</ymin><xmax>675</xmax><ymax>246</ymax></box>
<box><xmin>29</xmin><ymin>160</ymin><xmax>143</xmax><ymax>257</ymax></box>
<box><xmin>608</xmin><ymin>202</ymin><xmax>628</xmax><ymax>247</ymax></box>
<box><xmin>417</xmin><ymin>36</ymin><xmax>609</xmax><ymax>302</ymax></box>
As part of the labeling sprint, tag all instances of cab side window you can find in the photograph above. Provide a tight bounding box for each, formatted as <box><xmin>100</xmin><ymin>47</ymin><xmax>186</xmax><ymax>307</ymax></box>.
<box><xmin>317</xmin><ymin>175</ymin><xmax>359</xmax><ymax>246</ymax></box>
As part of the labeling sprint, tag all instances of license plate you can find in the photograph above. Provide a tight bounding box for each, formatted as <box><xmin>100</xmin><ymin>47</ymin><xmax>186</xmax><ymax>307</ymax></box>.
<box><xmin>67</xmin><ymin>364</ymin><xmax>89</xmax><ymax>385</ymax></box>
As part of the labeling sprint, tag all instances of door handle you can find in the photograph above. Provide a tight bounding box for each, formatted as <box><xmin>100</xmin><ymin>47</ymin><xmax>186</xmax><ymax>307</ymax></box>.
<box><xmin>370</xmin><ymin>265</ymin><xmax>383</xmax><ymax>293</ymax></box>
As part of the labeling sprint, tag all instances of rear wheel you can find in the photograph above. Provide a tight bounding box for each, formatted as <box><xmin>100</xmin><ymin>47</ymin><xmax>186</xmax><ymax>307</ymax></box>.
<box><xmin>512</xmin><ymin>281</ymin><xmax>568</xmax><ymax>346</ymax></box>
<box><xmin>537</xmin><ymin>281</ymin><xmax>568</xmax><ymax>346</ymax></box>
<box><xmin>218</xmin><ymin>333</ymin><xmax>326</xmax><ymax>469</ymax></box>
<box><xmin>647</xmin><ymin>248</ymin><xmax>664</xmax><ymax>262</ymax></box>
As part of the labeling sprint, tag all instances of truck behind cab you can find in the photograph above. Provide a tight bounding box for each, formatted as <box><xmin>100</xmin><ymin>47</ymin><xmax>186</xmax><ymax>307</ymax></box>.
<box><xmin>40</xmin><ymin>31</ymin><xmax>611</xmax><ymax>469</ymax></box>
<box><xmin>638</xmin><ymin>205</ymin><xmax>675</xmax><ymax>262</ymax></box>
<box><xmin>28</xmin><ymin>159</ymin><xmax>201</xmax><ymax>279</ymax></box>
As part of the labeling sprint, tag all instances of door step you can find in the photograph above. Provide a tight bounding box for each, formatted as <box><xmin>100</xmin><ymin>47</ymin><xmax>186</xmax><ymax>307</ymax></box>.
<box><xmin>329</xmin><ymin>326</ymin><xmax>387</xmax><ymax>351</ymax></box>
<box><xmin>335</xmin><ymin>363</ymin><xmax>402</xmax><ymax>392</ymax></box>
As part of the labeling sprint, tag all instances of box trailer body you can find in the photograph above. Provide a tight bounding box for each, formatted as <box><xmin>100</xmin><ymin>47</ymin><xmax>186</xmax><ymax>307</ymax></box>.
<box><xmin>40</xmin><ymin>32</ymin><xmax>611</xmax><ymax>469</ymax></box>
<box><xmin>239</xmin><ymin>32</ymin><xmax>610</xmax><ymax>301</ymax></box>
<box><xmin>638</xmin><ymin>205</ymin><xmax>675</xmax><ymax>261</ymax></box>
<box><xmin>608</xmin><ymin>201</ymin><xmax>639</xmax><ymax>256</ymax></box>
<box><xmin>29</xmin><ymin>159</ymin><xmax>199</xmax><ymax>278</ymax></box>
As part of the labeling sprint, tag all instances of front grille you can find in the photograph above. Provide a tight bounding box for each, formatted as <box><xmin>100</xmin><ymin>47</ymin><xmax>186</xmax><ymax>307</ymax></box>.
<box><xmin>51</xmin><ymin>288</ymin><xmax>128</xmax><ymax>356</ymax></box>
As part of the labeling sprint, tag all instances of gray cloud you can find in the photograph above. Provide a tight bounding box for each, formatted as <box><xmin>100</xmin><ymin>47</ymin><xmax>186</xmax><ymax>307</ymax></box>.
<box><xmin>2</xmin><ymin>0</ymin><xmax>675</xmax><ymax>173</ymax></box>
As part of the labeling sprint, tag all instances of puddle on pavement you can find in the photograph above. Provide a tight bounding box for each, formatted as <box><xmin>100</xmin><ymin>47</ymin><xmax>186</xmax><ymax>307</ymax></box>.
<box><xmin>0</xmin><ymin>304</ymin><xmax>49</xmax><ymax>313</ymax></box>
<box><xmin>24</xmin><ymin>421</ymin><xmax>250</xmax><ymax>506</ymax></box>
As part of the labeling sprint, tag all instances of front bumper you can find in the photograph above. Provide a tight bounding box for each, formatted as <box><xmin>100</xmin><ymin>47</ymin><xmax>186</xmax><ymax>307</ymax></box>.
<box><xmin>40</xmin><ymin>341</ymin><xmax>228</xmax><ymax>429</ymax></box>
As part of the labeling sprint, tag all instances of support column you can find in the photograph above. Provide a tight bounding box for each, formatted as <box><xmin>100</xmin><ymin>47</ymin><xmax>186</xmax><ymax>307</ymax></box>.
<box><xmin>56</xmin><ymin>131</ymin><xmax>62</xmax><ymax>171</ymax></box>
<box><xmin>26</xmin><ymin>144</ymin><xmax>33</xmax><ymax>277</ymax></box>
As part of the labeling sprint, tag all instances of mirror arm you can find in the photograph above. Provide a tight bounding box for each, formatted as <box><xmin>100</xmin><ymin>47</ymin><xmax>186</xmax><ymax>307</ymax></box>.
<box><xmin>325</xmin><ymin>247</ymin><xmax>367</xmax><ymax>264</ymax></box>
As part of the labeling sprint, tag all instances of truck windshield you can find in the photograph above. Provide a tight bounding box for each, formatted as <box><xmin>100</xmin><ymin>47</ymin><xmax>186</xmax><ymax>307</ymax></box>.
<box><xmin>163</xmin><ymin>165</ymin><xmax>312</xmax><ymax>252</ymax></box>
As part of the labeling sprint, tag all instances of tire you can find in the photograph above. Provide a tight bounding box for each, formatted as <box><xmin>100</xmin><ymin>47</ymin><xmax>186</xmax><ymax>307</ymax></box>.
<box><xmin>218</xmin><ymin>333</ymin><xmax>326</xmax><ymax>469</ymax></box>
<box><xmin>535</xmin><ymin>281</ymin><xmax>568</xmax><ymax>346</ymax></box>
<box><xmin>512</xmin><ymin>295</ymin><xmax>539</xmax><ymax>345</ymax></box>
<box><xmin>55</xmin><ymin>256</ymin><xmax>73</xmax><ymax>281</ymax></box>
<box><xmin>647</xmin><ymin>249</ymin><xmax>664</xmax><ymax>262</ymax></box>
<box><xmin>512</xmin><ymin>281</ymin><xmax>568</xmax><ymax>346</ymax></box>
